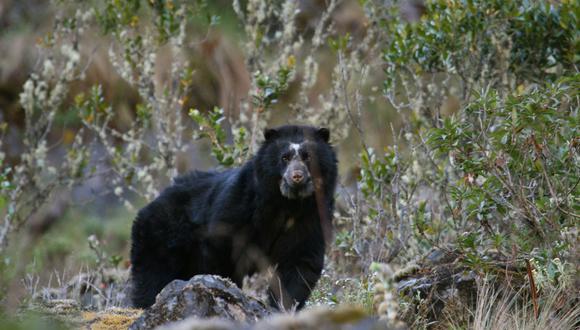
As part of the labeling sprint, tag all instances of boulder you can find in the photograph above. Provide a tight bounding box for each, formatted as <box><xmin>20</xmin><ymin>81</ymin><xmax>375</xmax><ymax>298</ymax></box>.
<box><xmin>157</xmin><ymin>305</ymin><xmax>390</xmax><ymax>330</ymax></box>
<box><xmin>129</xmin><ymin>275</ymin><xmax>271</xmax><ymax>330</ymax></box>
<box><xmin>393</xmin><ymin>248</ymin><xmax>527</xmax><ymax>328</ymax></box>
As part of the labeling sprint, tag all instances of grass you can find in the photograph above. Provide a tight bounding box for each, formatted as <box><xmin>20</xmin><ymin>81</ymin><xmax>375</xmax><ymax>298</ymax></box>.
<box><xmin>449</xmin><ymin>281</ymin><xmax>580</xmax><ymax>330</ymax></box>
<box><xmin>1</xmin><ymin>206</ymin><xmax>133</xmax><ymax>310</ymax></box>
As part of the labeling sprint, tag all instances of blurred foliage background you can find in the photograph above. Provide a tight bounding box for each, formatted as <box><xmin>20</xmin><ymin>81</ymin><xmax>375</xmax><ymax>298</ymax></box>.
<box><xmin>0</xmin><ymin>0</ymin><xmax>578</xmax><ymax>328</ymax></box>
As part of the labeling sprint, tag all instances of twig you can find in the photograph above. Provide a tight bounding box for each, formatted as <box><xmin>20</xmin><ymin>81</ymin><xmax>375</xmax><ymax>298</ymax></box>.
<box><xmin>525</xmin><ymin>259</ymin><xmax>539</xmax><ymax>319</ymax></box>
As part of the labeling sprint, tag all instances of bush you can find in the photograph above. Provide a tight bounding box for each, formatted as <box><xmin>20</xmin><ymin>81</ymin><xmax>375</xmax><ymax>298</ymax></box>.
<box><xmin>355</xmin><ymin>0</ymin><xmax>579</xmax><ymax>274</ymax></box>
<box><xmin>0</xmin><ymin>0</ymin><xmax>577</xmax><ymax>328</ymax></box>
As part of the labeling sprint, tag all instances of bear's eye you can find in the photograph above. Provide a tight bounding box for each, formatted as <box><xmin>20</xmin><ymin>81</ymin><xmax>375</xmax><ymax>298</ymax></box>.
<box><xmin>282</xmin><ymin>155</ymin><xmax>291</xmax><ymax>162</ymax></box>
<box><xmin>302</xmin><ymin>152</ymin><xmax>310</xmax><ymax>161</ymax></box>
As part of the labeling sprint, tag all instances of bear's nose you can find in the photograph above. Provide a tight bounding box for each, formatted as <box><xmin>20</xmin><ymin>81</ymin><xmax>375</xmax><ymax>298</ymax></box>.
<box><xmin>291</xmin><ymin>170</ymin><xmax>304</xmax><ymax>183</ymax></box>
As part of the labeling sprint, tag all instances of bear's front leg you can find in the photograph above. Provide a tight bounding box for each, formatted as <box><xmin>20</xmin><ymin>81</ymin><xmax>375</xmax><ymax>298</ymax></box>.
<box><xmin>268</xmin><ymin>244</ymin><xmax>324</xmax><ymax>310</ymax></box>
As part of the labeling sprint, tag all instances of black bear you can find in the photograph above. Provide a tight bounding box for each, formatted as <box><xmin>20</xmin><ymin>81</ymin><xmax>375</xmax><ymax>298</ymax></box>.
<box><xmin>130</xmin><ymin>125</ymin><xmax>338</xmax><ymax>310</ymax></box>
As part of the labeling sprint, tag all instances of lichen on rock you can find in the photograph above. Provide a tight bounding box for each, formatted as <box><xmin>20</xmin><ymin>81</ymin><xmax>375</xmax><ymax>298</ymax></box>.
<box><xmin>129</xmin><ymin>275</ymin><xmax>272</xmax><ymax>330</ymax></box>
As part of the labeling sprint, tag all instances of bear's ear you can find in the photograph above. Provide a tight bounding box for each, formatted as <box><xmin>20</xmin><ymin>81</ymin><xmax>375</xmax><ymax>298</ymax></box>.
<box><xmin>264</xmin><ymin>128</ymin><xmax>279</xmax><ymax>141</ymax></box>
<box><xmin>317</xmin><ymin>127</ymin><xmax>330</xmax><ymax>143</ymax></box>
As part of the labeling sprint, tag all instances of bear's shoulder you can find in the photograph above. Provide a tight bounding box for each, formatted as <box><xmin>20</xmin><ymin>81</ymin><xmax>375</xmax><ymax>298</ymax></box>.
<box><xmin>173</xmin><ymin>170</ymin><xmax>219</xmax><ymax>185</ymax></box>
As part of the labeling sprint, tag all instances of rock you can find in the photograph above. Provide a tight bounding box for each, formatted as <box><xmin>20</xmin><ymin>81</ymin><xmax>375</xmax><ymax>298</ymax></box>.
<box><xmin>250</xmin><ymin>306</ymin><xmax>389</xmax><ymax>330</ymax></box>
<box><xmin>157</xmin><ymin>305</ymin><xmax>391</xmax><ymax>330</ymax></box>
<box><xmin>394</xmin><ymin>251</ymin><xmax>479</xmax><ymax>327</ymax></box>
<box><xmin>130</xmin><ymin>275</ymin><xmax>391</xmax><ymax>330</ymax></box>
<box><xmin>156</xmin><ymin>317</ymin><xmax>238</xmax><ymax>330</ymax></box>
<box><xmin>129</xmin><ymin>275</ymin><xmax>272</xmax><ymax>330</ymax></box>
<box><xmin>393</xmin><ymin>248</ymin><xmax>529</xmax><ymax>328</ymax></box>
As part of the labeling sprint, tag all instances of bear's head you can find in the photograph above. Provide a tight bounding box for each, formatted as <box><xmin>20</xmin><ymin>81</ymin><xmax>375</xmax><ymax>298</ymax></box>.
<box><xmin>256</xmin><ymin>125</ymin><xmax>337</xmax><ymax>200</ymax></box>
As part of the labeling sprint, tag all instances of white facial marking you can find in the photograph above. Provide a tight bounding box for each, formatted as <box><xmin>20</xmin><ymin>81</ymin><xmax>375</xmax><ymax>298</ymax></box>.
<box><xmin>290</xmin><ymin>143</ymin><xmax>301</xmax><ymax>154</ymax></box>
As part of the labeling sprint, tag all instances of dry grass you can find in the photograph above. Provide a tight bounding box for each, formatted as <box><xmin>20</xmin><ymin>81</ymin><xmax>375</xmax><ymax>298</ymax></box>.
<box><xmin>450</xmin><ymin>281</ymin><xmax>579</xmax><ymax>330</ymax></box>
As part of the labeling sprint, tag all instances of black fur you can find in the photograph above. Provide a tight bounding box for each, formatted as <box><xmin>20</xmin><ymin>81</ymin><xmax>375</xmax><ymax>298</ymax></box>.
<box><xmin>130</xmin><ymin>125</ymin><xmax>338</xmax><ymax>309</ymax></box>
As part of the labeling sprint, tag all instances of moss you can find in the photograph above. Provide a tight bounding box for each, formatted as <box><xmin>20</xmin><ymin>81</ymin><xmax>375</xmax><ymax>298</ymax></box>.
<box><xmin>83</xmin><ymin>308</ymin><xmax>142</xmax><ymax>330</ymax></box>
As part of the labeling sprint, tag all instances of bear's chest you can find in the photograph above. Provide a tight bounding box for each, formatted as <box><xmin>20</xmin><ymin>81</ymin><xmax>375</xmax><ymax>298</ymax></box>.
<box><xmin>257</xmin><ymin>214</ymin><xmax>309</xmax><ymax>260</ymax></box>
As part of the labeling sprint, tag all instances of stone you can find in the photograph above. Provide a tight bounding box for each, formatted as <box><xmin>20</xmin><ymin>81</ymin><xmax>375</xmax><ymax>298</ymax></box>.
<box><xmin>157</xmin><ymin>305</ymin><xmax>391</xmax><ymax>330</ymax></box>
<box><xmin>129</xmin><ymin>275</ymin><xmax>271</xmax><ymax>330</ymax></box>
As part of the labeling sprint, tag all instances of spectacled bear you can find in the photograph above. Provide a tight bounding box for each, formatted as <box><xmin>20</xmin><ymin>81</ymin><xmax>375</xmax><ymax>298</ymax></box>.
<box><xmin>130</xmin><ymin>125</ymin><xmax>338</xmax><ymax>310</ymax></box>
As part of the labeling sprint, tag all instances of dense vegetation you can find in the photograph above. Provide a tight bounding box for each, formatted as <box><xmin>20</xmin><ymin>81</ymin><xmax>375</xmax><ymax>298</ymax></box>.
<box><xmin>0</xmin><ymin>0</ymin><xmax>578</xmax><ymax>329</ymax></box>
